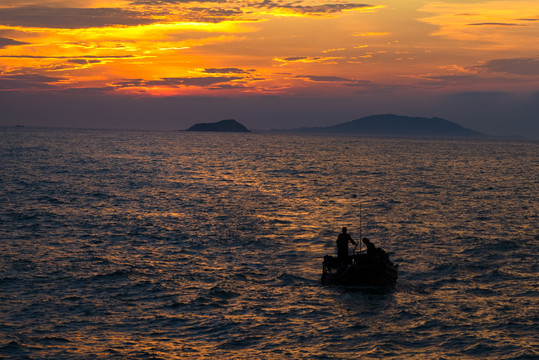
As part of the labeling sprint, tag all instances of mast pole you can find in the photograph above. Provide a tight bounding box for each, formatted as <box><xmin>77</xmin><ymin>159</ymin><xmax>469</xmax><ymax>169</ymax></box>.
<box><xmin>359</xmin><ymin>202</ymin><xmax>362</xmax><ymax>254</ymax></box>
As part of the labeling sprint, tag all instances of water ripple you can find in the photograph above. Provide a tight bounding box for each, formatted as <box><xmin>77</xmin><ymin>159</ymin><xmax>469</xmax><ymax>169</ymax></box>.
<box><xmin>0</xmin><ymin>128</ymin><xmax>537</xmax><ymax>359</ymax></box>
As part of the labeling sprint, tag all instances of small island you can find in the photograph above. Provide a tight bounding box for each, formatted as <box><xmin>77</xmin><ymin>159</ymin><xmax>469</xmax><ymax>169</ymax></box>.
<box><xmin>185</xmin><ymin>119</ymin><xmax>250</xmax><ymax>133</ymax></box>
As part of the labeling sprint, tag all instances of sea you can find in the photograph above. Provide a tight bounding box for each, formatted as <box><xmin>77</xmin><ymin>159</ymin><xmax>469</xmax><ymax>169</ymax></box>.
<box><xmin>1</xmin><ymin>127</ymin><xmax>537</xmax><ymax>359</ymax></box>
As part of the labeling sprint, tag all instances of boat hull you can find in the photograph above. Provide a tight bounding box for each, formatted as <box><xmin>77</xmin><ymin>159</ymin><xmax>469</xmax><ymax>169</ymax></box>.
<box><xmin>321</xmin><ymin>254</ymin><xmax>398</xmax><ymax>286</ymax></box>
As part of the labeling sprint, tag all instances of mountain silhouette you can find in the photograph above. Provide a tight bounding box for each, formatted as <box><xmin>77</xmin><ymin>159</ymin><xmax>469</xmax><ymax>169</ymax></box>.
<box><xmin>185</xmin><ymin>119</ymin><xmax>250</xmax><ymax>132</ymax></box>
<box><xmin>278</xmin><ymin>114</ymin><xmax>482</xmax><ymax>137</ymax></box>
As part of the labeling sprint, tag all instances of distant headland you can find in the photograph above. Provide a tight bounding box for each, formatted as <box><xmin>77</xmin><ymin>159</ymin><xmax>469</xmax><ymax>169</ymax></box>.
<box><xmin>185</xmin><ymin>119</ymin><xmax>250</xmax><ymax>133</ymax></box>
<box><xmin>273</xmin><ymin>114</ymin><xmax>483</xmax><ymax>137</ymax></box>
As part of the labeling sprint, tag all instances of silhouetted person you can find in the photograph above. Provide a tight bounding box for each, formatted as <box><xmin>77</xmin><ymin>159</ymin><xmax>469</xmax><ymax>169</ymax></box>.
<box><xmin>337</xmin><ymin>227</ymin><xmax>357</xmax><ymax>265</ymax></box>
<box><xmin>362</xmin><ymin>237</ymin><xmax>377</xmax><ymax>261</ymax></box>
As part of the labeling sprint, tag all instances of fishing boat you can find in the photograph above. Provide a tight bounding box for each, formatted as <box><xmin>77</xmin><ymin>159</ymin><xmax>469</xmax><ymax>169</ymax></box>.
<box><xmin>321</xmin><ymin>250</ymin><xmax>398</xmax><ymax>286</ymax></box>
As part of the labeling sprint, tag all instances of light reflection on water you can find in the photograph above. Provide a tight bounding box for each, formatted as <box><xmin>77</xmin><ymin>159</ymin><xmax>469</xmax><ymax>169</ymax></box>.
<box><xmin>0</xmin><ymin>128</ymin><xmax>537</xmax><ymax>359</ymax></box>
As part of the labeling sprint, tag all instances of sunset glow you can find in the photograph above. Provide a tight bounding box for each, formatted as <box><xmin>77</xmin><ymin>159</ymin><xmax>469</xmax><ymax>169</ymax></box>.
<box><xmin>1</xmin><ymin>1</ymin><xmax>538</xmax><ymax>134</ymax></box>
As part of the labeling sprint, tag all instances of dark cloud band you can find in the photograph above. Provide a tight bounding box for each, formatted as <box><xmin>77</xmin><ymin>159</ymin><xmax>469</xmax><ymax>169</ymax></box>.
<box><xmin>0</xmin><ymin>6</ymin><xmax>158</xmax><ymax>29</ymax></box>
<box><xmin>114</xmin><ymin>76</ymin><xmax>243</xmax><ymax>88</ymax></box>
<box><xmin>0</xmin><ymin>55</ymin><xmax>136</xmax><ymax>59</ymax></box>
<box><xmin>468</xmin><ymin>22</ymin><xmax>523</xmax><ymax>26</ymax></box>
<box><xmin>0</xmin><ymin>74</ymin><xmax>63</xmax><ymax>90</ymax></box>
<box><xmin>474</xmin><ymin>57</ymin><xmax>539</xmax><ymax>76</ymax></box>
<box><xmin>0</xmin><ymin>37</ymin><xmax>29</xmax><ymax>48</ymax></box>
<box><xmin>204</xmin><ymin>68</ymin><xmax>251</xmax><ymax>74</ymax></box>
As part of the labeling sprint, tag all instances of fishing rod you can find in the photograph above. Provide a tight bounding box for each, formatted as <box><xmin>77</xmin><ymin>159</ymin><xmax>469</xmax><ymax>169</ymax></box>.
<box><xmin>351</xmin><ymin>194</ymin><xmax>363</xmax><ymax>255</ymax></box>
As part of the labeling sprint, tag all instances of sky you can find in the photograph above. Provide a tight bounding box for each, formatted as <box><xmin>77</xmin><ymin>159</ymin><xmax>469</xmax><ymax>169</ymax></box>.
<box><xmin>0</xmin><ymin>0</ymin><xmax>538</xmax><ymax>137</ymax></box>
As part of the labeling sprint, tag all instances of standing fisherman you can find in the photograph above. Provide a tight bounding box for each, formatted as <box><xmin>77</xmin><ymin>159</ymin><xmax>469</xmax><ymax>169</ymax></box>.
<box><xmin>336</xmin><ymin>227</ymin><xmax>357</xmax><ymax>265</ymax></box>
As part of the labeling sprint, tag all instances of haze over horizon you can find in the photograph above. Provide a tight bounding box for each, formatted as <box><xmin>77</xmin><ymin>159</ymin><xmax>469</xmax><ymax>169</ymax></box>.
<box><xmin>1</xmin><ymin>1</ymin><xmax>538</xmax><ymax>138</ymax></box>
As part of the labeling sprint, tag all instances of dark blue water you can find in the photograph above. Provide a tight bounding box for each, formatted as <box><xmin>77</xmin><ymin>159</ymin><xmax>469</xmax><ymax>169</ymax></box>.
<box><xmin>1</xmin><ymin>127</ymin><xmax>537</xmax><ymax>359</ymax></box>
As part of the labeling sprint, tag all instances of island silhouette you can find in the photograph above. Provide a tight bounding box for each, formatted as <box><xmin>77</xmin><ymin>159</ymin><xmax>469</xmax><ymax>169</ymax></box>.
<box><xmin>185</xmin><ymin>119</ymin><xmax>250</xmax><ymax>132</ymax></box>
<box><xmin>273</xmin><ymin>114</ymin><xmax>483</xmax><ymax>137</ymax></box>
<box><xmin>185</xmin><ymin>114</ymin><xmax>483</xmax><ymax>137</ymax></box>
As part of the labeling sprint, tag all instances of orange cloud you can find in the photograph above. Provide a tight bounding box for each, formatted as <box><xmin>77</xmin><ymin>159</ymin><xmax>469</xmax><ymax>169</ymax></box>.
<box><xmin>1</xmin><ymin>0</ymin><xmax>537</xmax><ymax>97</ymax></box>
<box><xmin>419</xmin><ymin>1</ymin><xmax>539</xmax><ymax>48</ymax></box>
